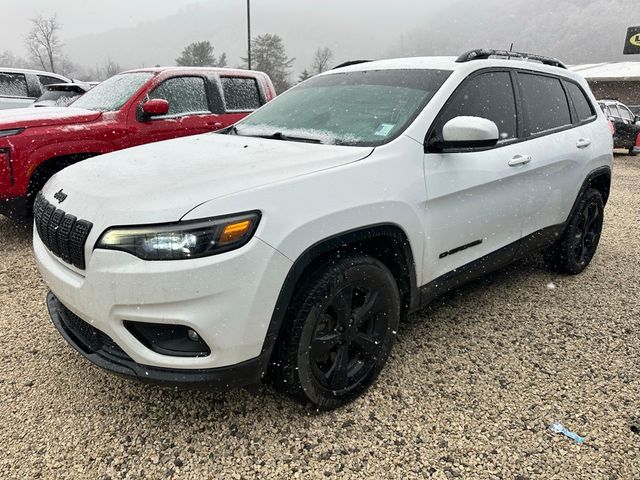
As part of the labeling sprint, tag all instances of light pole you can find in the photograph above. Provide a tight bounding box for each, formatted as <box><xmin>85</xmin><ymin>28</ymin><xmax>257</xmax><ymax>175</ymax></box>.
<box><xmin>246</xmin><ymin>0</ymin><xmax>252</xmax><ymax>70</ymax></box>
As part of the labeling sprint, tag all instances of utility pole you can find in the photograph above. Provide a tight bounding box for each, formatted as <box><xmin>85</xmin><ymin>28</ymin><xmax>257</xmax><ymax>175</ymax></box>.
<box><xmin>247</xmin><ymin>0</ymin><xmax>252</xmax><ymax>70</ymax></box>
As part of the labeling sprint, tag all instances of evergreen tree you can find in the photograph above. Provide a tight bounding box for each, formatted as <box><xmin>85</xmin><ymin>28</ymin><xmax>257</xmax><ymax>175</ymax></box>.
<box><xmin>242</xmin><ymin>34</ymin><xmax>294</xmax><ymax>93</ymax></box>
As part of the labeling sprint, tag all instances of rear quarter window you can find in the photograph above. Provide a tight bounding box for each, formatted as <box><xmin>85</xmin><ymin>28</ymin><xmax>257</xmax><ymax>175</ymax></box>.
<box><xmin>0</xmin><ymin>72</ymin><xmax>29</xmax><ymax>97</ymax></box>
<box><xmin>565</xmin><ymin>82</ymin><xmax>596</xmax><ymax>122</ymax></box>
<box><xmin>221</xmin><ymin>77</ymin><xmax>262</xmax><ymax>111</ymax></box>
<box><xmin>38</xmin><ymin>75</ymin><xmax>63</xmax><ymax>88</ymax></box>
<box><xmin>519</xmin><ymin>73</ymin><xmax>572</xmax><ymax>134</ymax></box>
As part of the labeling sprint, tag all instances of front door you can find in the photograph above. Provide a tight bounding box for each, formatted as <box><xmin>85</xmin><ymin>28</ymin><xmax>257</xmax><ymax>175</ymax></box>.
<box><xmin>423</xmin><ymin>70</ymin><xmax>526</xmax><ymax>282</ymax></box>
<box><xmin>129</xmin><ymin>75</ymin><xmax>221</xmax><ymax>146</ymax></box>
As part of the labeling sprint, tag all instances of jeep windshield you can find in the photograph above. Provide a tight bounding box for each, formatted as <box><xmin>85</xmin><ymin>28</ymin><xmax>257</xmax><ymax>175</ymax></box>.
<box><xmin>71</xmin><ymin>72</ymin><xmax>154</xmax><ymax>112</ymax></box>
<box><xmin>233</xmin><ymin>69</ymin><xmax>451</xmax><ymax>146</ymax></box>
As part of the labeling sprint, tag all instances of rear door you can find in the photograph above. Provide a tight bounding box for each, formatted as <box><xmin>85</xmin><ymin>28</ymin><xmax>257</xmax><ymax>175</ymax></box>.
<box><xmin>217</xmin><ymin>75</ymin><xmax>265</xmax><ymax>126</ymax></box>
<box><xmin>0</xmin><ymin>72</ymin><xmax>34</xmax><ymax>109</ymax></box>
<box><xmin>129</xmin><ymin>75</ymin><xmax>221</xmax><ymax>146</ymax></box>
<box><xmin>423</xmin><ymin>70</ymin><xmax>527</xmax><ymax>281</ymax></box>
<box><xmin>513</xmin><ymin>72</ymin><xmax>589</xmax><ymax>236</ymax></box>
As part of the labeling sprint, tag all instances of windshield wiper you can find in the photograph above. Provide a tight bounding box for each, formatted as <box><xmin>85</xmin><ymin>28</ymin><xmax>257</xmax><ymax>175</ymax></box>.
<box><xmin>236</xmin><ymin>130</ymin><xmax>322</xmax><ymax>144</ymax></box>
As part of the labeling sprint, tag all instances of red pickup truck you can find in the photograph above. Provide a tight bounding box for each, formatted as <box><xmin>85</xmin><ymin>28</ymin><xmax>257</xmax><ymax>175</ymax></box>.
<box><xmin>0</xmin><ymin>67</ymin><xmax>276</xmax><ymax>220</ymax></box>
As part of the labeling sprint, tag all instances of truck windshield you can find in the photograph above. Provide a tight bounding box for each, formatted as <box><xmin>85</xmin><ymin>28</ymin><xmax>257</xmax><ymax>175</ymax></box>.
<box><xmin>233</xmin><ymin>69</ymin><xmax>451</xmax><ymax>146</ymax></box>
<box><xmin>71</xmin><ymin>72</ymin><xmax>154</xmax><ymax>112</ymax></box>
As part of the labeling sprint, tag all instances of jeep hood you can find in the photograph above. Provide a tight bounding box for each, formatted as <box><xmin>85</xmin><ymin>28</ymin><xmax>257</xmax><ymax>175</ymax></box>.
<box><xmin>0</xmin><ymin>107</ymin><xmax>101</xmax><ymax>130</ymax></box>
<box><xmin>42</xmin><ymin>132</ymin><xmax>373</xmax><ymax>225</ymax></box>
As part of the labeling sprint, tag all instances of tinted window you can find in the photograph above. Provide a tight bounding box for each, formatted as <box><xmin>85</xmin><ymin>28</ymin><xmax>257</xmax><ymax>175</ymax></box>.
<box><xmin>221</xmin><ymin>77</ymin><xmax>261</xmax><ymax>111</ymax></box>
<box><xmin>565</xmin><ymin>82</ymin><xmax>595</xmax><ymax>122</ymax></box>
<box><xmin>519</xmin><ymin>73</ymin><xmax>571</xmax><ymax>134</ymax></box>
<box><xmin>0</xmin><ymin>73</ymin><xmax>28</xmax><ymax>97</ymax></box>
<box><xmin>38</xmin><ymin>75</ymin><xmax>63</xmax><ymax>88</ymax></box>
<box><xmin>149</xmin><ymin>76</ymin><xmax>209</xmax><ymax>116</ymax></box>
<box><xmin>432</xmin><ymin>71</ymin><xmax>517</xmax><ymax>142</ymax></box>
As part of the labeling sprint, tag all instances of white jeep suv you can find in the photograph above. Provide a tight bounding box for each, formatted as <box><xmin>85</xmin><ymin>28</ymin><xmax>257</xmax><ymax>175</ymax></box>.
<box><xmin>33</xmin><ymin>50</ymin><xmax>613</xmax><ymax>409</ymax></box>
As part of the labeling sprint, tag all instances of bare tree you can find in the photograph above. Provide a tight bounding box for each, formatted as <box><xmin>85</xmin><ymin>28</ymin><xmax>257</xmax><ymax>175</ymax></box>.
<box><xmin>311</xmin><ymin>47</ymin><xmax>333</xmax><ymax>74</ymax></box>
<box><xmin>25</xmin><ymin>15</ymin><xmax>62</xmax><ymax>73</ymax></box>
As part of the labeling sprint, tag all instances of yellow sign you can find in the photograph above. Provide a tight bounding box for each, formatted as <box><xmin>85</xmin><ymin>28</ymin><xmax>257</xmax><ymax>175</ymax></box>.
<box><xmin>631</xmin><ymin>34</ymin><xmax>640</xmax><ymax>47</ymax></box>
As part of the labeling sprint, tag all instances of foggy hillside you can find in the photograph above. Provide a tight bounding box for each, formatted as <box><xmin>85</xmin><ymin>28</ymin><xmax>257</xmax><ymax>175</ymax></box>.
<box><xmin>63</xmin><ymin>0</ymin><xmax>637</xmax><ymax>73</ymax></box>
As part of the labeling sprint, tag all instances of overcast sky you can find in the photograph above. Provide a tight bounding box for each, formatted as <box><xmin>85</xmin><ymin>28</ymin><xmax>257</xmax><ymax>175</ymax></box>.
<box><xmin>2</xmin><ymin>0</ymin><xmax>637</xmax><ymax>75</ymax></box>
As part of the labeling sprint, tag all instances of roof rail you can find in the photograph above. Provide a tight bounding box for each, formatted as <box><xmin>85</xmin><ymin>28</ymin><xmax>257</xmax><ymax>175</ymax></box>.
<box><xmin>332</xmin><ymin>60</ymin><xmax>372</xmax><ymax>70</ymax></box>
<box><xmin>456</xmin><ymin>49</ymin><xmax>567</xmax><ymax>69</ymax></box>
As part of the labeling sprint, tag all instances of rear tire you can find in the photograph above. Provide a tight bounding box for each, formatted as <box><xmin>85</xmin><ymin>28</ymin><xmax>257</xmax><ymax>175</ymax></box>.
<box><xmin>271</xmin><ymin>254</ymin><xmax>400</xmax><ymax>410</ymax></box>
<box><xmin>629</xmin><ymin>147</ymin><xmax>638</xmax><ymax>157</ymax></box>
<box><xmin>544</xmin><ymin>188</ymin><xmax>604</xmax><ymax>274</ymax></box>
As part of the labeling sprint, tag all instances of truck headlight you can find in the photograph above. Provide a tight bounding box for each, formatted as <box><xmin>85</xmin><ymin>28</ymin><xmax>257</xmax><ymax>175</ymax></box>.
<box><xmin>96</xmin><ymin>211</ymin><xmax>261</xmax><ymax>260</ymax></box>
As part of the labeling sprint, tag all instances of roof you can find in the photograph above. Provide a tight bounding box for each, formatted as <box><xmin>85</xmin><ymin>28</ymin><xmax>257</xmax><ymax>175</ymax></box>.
<box><xmin>0</xmin><ymin>67</ymin><xmax>71</xmax><ymax>81</ymax></box>
<box><xmin>569</xmin><ymin>62</ymin><xmax>640</xmax><ymax>81</ymax></box>
<box><xmin>327</xmin><ymin>55</ymin><xmax>581</xmax><ymax>80</ymax></box>
<box><xmin>123</xmin><ymin>66</ymin><xmax>266</xmax><ymax>77</ymax></box>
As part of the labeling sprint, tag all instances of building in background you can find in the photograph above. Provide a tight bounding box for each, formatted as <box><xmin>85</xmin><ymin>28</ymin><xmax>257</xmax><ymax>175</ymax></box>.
<box><xmin>571</xmin><ymin>63</ymin><xmax>640</xmax><ymax>111</ymax></box>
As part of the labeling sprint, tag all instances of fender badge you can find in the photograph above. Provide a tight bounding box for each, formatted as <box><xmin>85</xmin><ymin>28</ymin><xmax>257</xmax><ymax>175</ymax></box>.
<box><xmin>53</xmin><ymin>189</ymin><xmax>68</xmax><ymax>204</ymax></box>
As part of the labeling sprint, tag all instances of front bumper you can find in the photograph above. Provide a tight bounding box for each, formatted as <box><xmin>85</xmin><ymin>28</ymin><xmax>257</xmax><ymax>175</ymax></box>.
<box><xmin>34</xmin><ymin>230</ymin><xmax>292</xmax><ymax>372</ymax></box>
<box><xmin>47</xmin><ymin>292</ymin><xmax>269</xmax><ymax>389</ymax></box>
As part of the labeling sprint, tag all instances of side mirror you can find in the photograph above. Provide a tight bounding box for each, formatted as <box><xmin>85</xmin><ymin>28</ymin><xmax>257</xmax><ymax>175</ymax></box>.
<box><xmin>438</xmin><ymin>116</ymin><xmax>500</xmax><ymax>149</ymax></box>
<box><xmin>141</xmin><ymin>99</ymin><xmax>169</xmax><ymax>118</ymax></box>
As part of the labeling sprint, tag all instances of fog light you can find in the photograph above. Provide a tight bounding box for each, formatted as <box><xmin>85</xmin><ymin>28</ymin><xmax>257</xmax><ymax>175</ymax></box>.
<box><xmin>123</xmin><ymin>321</ymin><xmax>210</xmax><ymax>357</ymax></box>
<box><xmin>187</xmin><ymin>328</ymin><xmax>200</xmax><ymax>342</ymax></box>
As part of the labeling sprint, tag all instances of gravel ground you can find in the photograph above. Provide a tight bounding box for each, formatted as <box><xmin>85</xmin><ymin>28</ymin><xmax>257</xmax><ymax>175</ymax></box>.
<box><xmin>1</xmin><ymin>154</ymin><xmax>639</xmax><ymax>480</ymax></box>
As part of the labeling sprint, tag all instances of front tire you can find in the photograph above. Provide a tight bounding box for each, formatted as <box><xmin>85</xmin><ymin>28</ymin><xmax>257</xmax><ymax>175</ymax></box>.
<box><xmin>272</xmin><ymin>254</ymin><xmax>401</xmax><ymax>410</ymax></box>
<box><xmin>544</xmin><ymin>188</ymin><xmax>604</xmax><ymax>274</ymax></box>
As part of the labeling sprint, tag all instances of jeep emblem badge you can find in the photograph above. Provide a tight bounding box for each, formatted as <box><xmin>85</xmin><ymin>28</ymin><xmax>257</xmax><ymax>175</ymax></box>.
<box><xmin>54</xmin><ymin>189</ymin><xmax>68</xmax><ymax>204</ymax></box>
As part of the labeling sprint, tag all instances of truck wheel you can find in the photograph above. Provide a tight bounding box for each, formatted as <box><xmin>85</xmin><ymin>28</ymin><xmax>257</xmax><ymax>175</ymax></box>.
<box><xmin>544</xmin><ymin>188</ymin><xmax>604</xmax><ymax>275</ymax></box>
<box><xmin>272</xmin><ymin>254</ymin><xmax>400</xmax><ymax>410</ymax></box>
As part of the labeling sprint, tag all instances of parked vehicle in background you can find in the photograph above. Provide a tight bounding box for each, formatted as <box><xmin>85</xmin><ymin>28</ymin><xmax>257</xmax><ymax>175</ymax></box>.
<box><xmin>0</xmin><ymin>67</ymin><xmax>276</xmax><ymax>219</ymax></box>
<box><xmin>598</xmin><ymin>99</ymin><xmax>640</xmax><ymax>155</ymax></box>
<box><xmin>34</xmin><ymin>50</ymin><xmax>612</xmax><ymax>409</ymax></box>
<box><xmin>32</xmin><ymin>82</ymin><xmax>96</xmax><ymax>108</ymax></box>
<box><xmin>0</xmin><ymin>68</ymin><xmax>72</xmax><ymax>110</ymax></box>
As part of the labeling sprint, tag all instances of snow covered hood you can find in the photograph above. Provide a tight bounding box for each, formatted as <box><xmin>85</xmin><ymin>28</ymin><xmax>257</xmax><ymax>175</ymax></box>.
<box><xmin>42</xmin><ymin>132</ymin><xmax>373</xmax><ymax>225</ymax></box>
<box><xmin>0</xmin><ymin>107</ymin><xmax>101</xmax><ymax>130</ymax></box>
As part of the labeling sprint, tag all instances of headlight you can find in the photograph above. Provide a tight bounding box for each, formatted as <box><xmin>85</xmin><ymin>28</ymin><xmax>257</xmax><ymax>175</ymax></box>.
<box><xmin>96</xmin><ymin>211</ymin><xmax>261</xmax><ymax>260</ymax></box>
<box><xmin>0</xmin><ymin>128</ymin><xmax>24</xmax><ymax>138</ymax></box>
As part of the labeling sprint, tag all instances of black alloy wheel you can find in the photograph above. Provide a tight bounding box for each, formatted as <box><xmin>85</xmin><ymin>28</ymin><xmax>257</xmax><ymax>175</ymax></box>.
<box><xmin>545</xmin><ymin>188</ymin><xmax>604</xmax><ymax>274</ymax></box>
<box><xmin>272</xmin><ymin>254</ymin><xmax>400</xmax><ymax>409</ymax></box>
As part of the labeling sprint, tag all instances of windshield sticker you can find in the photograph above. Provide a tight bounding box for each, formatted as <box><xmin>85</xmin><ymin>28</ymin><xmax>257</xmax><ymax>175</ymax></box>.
<box><xmin>374</xmin><ymin>123</ymin><xmax>395</xmax><ymax>136</ymax></box>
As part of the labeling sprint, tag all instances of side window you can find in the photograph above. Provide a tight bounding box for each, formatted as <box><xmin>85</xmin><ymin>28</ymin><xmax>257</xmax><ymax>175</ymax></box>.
<box><xmin>619</xmin><ymin>105</ymin><xmax>633</xmax><ymax>122</ymax></box>
<box><xmin>519</xmin><ymin>73</ymin><xmax>572</xmax><ymax>134</ymax></box>
<box><xmin>148</xmin><ymin>76</ymin><xmax>209</xmax><ymax>117</ymax></box>
<box><xmin>0</xmin><ymin>73</ymin><xmax>29</xmax><ymax>97</ymax></box>
<box><xmin>565</xmin><ymin>82</ymin><xmax>596</xmax><ymax>123</ymax></box>
<box><xmin>432</xmin><ymin>71</ymin><xmax>517</xmax><ymax>143</ymax></box>
<box><xmin>38</xmin><ymin>75</ymin><xmax>62</xmax><ymax>88</ymax></box>
<box><xmin>220</xmin><ymin>77</ymin><xmax>261</xmax><ymax>111</ymax></box>
<box><xmin>608</xmin><ymin>105</ymin><xmax>620</xmax><ymax>118</ymax></box>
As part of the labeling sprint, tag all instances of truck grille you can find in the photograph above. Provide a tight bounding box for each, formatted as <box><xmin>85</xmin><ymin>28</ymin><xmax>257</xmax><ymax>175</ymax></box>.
<box><xmin>33</xmin><ymin>192</ymin><xmax>93</xmax><ymax>269</ymax></box>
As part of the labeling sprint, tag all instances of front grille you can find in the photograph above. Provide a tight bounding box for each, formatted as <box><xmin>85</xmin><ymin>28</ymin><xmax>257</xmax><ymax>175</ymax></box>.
<box><xmin>34</xmin><ymin>192</ymin><xmax>93</xmax><ymax>269</ymax></box>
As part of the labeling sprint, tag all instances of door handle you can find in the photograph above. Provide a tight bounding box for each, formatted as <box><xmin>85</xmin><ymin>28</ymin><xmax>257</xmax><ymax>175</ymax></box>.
<box><xmin>508</xmin><ymin>154</ymin><xmax>532</xmax><ymax>167</ymax></box>
<box><xmin>207</xmin><ymin>121</ymin><xmax>224</xmax><ymax>128</ymax></box>
<box><xmin>576</xmin><ymin>138</ymin><xmax>592</xmax><ymax>149</ymax></box>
